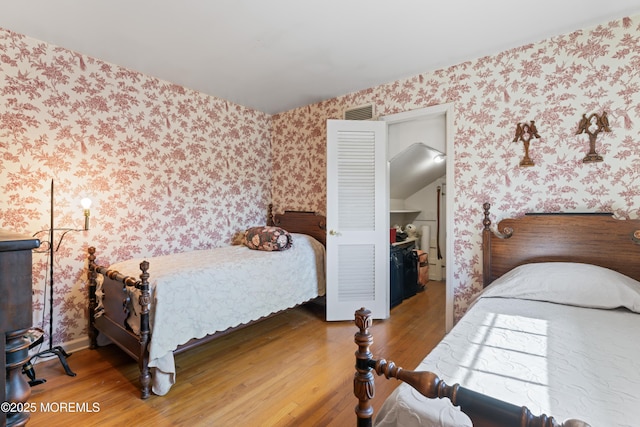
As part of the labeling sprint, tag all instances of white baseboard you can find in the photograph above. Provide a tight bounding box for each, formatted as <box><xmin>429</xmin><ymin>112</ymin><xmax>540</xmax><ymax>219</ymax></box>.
<box><xmin>62</xmin><ymin>336</ymin><xmax>91</xmax><ymax>354</ymax></box>
<box><xmin>29</xmin><ymin>336</ymin><xmax>91</xmax><ymax>365</ymax></box>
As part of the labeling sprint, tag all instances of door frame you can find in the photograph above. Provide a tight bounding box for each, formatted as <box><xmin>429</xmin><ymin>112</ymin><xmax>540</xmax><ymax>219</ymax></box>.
<box><xmin>380</xmin><ymin>103</ymin><xmax>455</xmax><ymax>332</ymax></box>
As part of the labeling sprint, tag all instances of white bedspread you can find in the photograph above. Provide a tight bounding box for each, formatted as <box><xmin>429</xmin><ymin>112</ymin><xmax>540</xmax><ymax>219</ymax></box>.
<box><xmin>375</xmin><ymin>263</ymin><xmax>640</xmax><ymax>427</ymax></box>
<box><xmin>105</xmin><ymin>233</ymin><xmax>325</xmax><ymax>395</ymax></box>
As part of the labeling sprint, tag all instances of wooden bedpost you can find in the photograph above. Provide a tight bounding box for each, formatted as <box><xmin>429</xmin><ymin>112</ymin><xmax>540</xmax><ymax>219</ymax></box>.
<box><xmin>482</xmin><ymin>202</ymin><xmax>513</xmax><ymax>288</ymax></box>
<box><xmin>354</xmin><ymin>308</ymin><xmax>375</xmax><ymax>427</ymax></box>
<box><xmin>138</xmin><ymin>260</ymin><xmax>151</xmax><ymax>399</ymax></box>
<box><xmin>87</xmin><ymin>246</ymin><xmax>98</xmax><ymax>349</ymax></box>
<box><xmin>482</xmin><ymin>203</ymin><xmax>492</xmax><ymax>288</ymax></box>
<box><xmin>267</xmin><ymin>203</ymin><xmax>274</xmax><ymax>226</ymax></box>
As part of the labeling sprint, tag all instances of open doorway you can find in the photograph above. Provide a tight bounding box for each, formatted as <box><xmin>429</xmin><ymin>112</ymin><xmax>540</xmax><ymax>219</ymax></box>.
<box><xmin>381</xmin><ymin>104</ymin><xmax>454</xmax><ymax>331</ymax></box>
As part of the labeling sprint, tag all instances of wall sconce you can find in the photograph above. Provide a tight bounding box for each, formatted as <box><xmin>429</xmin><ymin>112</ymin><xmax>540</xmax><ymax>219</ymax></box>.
<box><xmin>81</xmin><ymin>197</ymin><xmax>92</xmax><ymax>231</ymax></box>
<box><xmin>513</xmin><ymin>121</ymin><xmax>540</xmax><ymax>167</ymax></box>
<box><xmin>576</xmin><ymin>111</ymin><xmax>610</xmax><ymax>163</ymax></box>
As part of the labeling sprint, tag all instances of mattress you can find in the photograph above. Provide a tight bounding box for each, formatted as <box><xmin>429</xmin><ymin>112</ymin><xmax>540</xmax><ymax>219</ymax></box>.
<box><xmin>101</xmin><ymin>233</ymin><xmax>326</xmax><ymax>395</ymax></box>
<box><xmin>375</xmin><ymin>262</ymin><xmax>640</xmax><ymax>427</ymax></box>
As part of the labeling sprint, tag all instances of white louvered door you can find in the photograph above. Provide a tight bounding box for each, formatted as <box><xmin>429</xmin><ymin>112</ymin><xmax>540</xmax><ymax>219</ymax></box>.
<box><xmin>326</xmin><ymin>120</ymin><xmax>389</xmax><ymax>321</ymax></box>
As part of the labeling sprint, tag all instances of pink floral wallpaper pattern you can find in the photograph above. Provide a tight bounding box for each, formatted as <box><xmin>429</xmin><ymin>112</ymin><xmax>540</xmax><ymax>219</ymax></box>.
<box><xmin>2</xmin><ymin>13</ymin><xmax>640</xmax><ymax>347</ymax></box>
<box><xmin>0</xmin><ymin>29</ymin><xmax>271</xmax><ymax>347</ymax></box>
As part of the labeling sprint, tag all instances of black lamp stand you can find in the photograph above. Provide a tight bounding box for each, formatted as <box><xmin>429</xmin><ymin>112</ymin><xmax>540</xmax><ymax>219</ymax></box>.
<box><xmin>23</xmin><ymin>180</ymin><xmax>77</xmax><ymax>386</ymax></box>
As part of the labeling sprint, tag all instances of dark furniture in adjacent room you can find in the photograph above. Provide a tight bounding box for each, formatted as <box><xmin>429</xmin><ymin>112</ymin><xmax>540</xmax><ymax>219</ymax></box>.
<box><xmin>0</xmin><ymin>230</ymin><xmax>40</xmax><ymax>427</ymax></box>
<box><xmin>389</xmin><ymin>239</ymin><xmax>419</xmax><ymax>308</ymax></box>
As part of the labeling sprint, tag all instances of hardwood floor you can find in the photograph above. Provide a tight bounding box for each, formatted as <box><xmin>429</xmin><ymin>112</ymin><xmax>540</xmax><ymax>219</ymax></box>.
<box><xmin>26</xmin><ymin>281</ymin><xmax>446</xmax><ymax>426</ymax></box>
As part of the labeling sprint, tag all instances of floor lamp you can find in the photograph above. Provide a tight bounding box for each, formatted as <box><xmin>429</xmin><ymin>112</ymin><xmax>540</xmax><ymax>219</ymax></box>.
<box><xmin>24</xmin><ymin>179</ymin><xmax>91</xmax><ymax>385</ymax></box>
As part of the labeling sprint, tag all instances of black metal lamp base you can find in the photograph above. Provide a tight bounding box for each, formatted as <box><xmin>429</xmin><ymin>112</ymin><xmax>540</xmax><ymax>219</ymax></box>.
<box><xmin>21</xmin><ymin>328</ymin><xmax>76</xmax><ymax>387</ymax></box>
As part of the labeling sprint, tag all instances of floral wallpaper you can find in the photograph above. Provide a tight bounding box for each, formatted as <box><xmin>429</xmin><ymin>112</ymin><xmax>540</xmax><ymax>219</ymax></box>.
<box><xmin>0</xmin><ymin>29</ymin><xmax>271</xmax><ymax>347</ymax></box>
<box><xmin>271</xmin><ymin>15</ymin><xmax>640</xmax><ymax>320</ymax></box>
<box><xmin>2</xmin><ymin>13</ymin><xmax>640</xmax><ymax>348</ymax></box>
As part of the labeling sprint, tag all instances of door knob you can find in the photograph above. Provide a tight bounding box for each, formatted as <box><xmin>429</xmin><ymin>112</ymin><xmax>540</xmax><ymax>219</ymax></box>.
<box><xmin>329</xmin><ymin>229</ymin><xmax>342</xmax><ymax>236</ymax></box>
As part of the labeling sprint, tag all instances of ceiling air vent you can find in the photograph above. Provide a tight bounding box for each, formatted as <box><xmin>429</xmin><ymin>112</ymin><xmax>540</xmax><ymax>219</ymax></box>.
<box><xmin>344</xmin><ymin>104</ymin><xmax>375</xmax><ymax>120</ymax></box>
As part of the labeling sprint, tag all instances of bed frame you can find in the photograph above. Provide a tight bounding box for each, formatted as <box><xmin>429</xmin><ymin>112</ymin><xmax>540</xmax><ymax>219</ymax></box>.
<box><xmin>87</xmin><ymin>205</ymin><xmax>325</xmax><ymax>398</ymax></box>
<box><xmin>354</xmin><ymin>202</ymin><xmax>640</xmax><ymax>427</ymax></box>
<box><xmin>481</xmin><ymin>202</ymin><xmax>640</xmax><ymax>287</ymax></box>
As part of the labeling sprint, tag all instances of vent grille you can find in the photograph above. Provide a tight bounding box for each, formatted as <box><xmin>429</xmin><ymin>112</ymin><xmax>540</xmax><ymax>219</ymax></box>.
<box><xmin>344</xmin><ymin>104</ymin><xmax>374</xmax><ymax>121</ymax></box>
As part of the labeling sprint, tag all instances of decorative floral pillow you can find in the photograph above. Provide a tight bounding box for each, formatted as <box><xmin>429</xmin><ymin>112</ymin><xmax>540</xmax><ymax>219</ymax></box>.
<box><xmin>242</xmin><ymin>226</ymin><xmax>293</xmax><ymax>251</ymax></box>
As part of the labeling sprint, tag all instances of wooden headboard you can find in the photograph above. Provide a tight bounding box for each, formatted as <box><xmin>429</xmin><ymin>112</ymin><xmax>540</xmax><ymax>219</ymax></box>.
<box><xmin>267</xmin><ymin>204</ymin><xmax>326</xmax><ymax>246</ymax></box>
<box><xmin>482</xmin><ymin>202</ymin><xmax>640</xmax><ymax>287</ymax></box>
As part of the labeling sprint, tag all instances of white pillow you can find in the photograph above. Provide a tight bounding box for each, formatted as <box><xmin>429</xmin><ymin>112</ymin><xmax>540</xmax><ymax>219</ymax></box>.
<box><xmin>481</xmin><ymin>262</ymin><xmax>640</xmax><ymax>313</ymax></box>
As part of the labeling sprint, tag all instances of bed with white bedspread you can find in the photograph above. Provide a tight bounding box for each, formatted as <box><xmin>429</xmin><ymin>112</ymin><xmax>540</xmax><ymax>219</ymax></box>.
<box><xmin>374</xmin><ymin>262</ymin><xmax>640</xmax><ymax>427</ymax></box>
<box><xmin>354</xmin><ymin>203</ymin><xmax>640</xmax><ymax>427</ymax></box>
<box><xmin>88</xmin><ymin>208</ymin><xmax>327</xmax><ymax>398</ymax></box>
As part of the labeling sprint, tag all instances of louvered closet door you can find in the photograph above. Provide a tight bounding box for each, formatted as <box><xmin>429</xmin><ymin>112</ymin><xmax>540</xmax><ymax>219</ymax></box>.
<box><xmin>326</xmin><ymin>120</ymin><xmax>389</xmax><ymax>321</ymax></box>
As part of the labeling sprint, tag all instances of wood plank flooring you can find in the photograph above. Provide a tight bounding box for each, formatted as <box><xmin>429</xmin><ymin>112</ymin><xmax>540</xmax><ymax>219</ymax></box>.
<box><xmin>25</xmin><ymin>281</ymin><xmax>446</xmax><ymax>426</ymax></box>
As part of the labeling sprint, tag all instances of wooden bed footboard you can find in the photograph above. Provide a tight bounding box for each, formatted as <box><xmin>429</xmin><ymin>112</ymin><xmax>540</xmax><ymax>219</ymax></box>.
<box><xmin>353</xmin><ymin>308</ymin><xmax>590</xmax><ymax>427</ymax></box>
<box><xmin>88</xmin><ymin>246</ymin><xmax>152</xmax><ymax>398</ymax></box>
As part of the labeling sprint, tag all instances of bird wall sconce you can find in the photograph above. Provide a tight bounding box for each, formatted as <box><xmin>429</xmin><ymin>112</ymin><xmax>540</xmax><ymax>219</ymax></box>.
<box><xmin>576</xmin><ymin>111</ymin><xmax>610</xmax><ymax>163</ymax></box>
<box><xmin>513</xmin><ymin>121</ymin><xmax>540</xmax><ymax>167</ymax></box>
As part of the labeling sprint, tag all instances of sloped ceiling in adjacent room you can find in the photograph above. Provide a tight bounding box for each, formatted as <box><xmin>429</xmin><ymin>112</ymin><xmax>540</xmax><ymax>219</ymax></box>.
<box><xmin>389</xmin><ymin>143</ymin><xmax>445</xmax><ymax>199</ymax></box>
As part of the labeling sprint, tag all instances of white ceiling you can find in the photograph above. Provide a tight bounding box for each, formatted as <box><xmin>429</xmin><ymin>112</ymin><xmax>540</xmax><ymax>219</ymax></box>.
<box><xmin>2</xmin><ymin>1</ymin><xmax>640</xmax><ymax>114</ymax></box>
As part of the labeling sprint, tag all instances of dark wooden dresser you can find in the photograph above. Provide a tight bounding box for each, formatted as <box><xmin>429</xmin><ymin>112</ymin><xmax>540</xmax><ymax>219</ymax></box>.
<box><xmin>1</xmin><ymin>230</ymin><xmax>40</xmax><ymax>427</ymax></box>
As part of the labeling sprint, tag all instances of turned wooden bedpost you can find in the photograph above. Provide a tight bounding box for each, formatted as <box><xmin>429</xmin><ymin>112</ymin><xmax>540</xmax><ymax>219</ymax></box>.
<box><xmin>482</xmin><ymin>203</ymin><xmax>492</xmax><ymax>288</ymax></box>
<box><xmin>354</xmin><ymin>308</ymin><xmax>375</xmax><ymax>427</ymax></box>
<box><xmin>482</xmin><ymin>202</ymin><xmax>513</xmax><ymax>288</ymax></box>
<box><xmin>267</xmin><ymin>203</ymin><xmax>274</xmax><ymax>226</ymax></box>
<box><xmin>138</xmin><ymin>260</ymin><xmax>151</xmax><ymax>399</ymax></box>
<box><xmin>87</xmin><ymin>246</ymin><xmax>98</xmax><ymax>349</ymax></box>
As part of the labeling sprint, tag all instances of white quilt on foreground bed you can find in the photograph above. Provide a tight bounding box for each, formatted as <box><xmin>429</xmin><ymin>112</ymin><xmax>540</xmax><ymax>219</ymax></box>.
<box><xmin>375</xmin><ymin>263</ymin><xmax>640</xmax><ymax>427</ymax></box>
<box><xmin>104</xmin><ymin>233</ymin><xmax>326</xmax><ymax>395</ymax></box>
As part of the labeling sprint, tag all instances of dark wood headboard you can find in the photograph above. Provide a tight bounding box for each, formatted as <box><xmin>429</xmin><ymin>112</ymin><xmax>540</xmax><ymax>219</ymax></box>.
<box><xmin>267</xmin><ymin>204</ymin><xmax>326</xmax><ymax>246</ymax></box>
<box><xmin>482</xmin><ymin>202</ymin><xmax>640</xmax><ymax>287</ymax></box>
